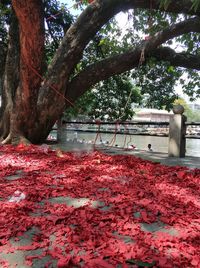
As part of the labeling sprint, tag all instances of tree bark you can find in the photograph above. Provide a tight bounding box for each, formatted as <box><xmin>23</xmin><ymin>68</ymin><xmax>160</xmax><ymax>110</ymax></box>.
<box><xmin>152</xmin><ymin>47</ymin><xmax>200</xmax><ymax>70</ymax></box>
<box><xmin>7</xmin><ymin>0</ymin><xmax>45</xmax><ymax>143</ymax></box>
<box><xmin>0</xmin><ymin>11</ymin><xmax>20</xmax><ymax>142</ymax></box>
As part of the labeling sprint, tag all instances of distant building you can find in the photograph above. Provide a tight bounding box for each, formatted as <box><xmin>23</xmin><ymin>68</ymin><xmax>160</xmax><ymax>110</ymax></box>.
<box><xmin>189</xmin><ymin>103</ymin><xmax>200</xmax><ymax>111</ymax></box>
<box><xmin>134</xmin><ymin>108</ymin><xmax>173</xmax><ymax>122</ymax></box>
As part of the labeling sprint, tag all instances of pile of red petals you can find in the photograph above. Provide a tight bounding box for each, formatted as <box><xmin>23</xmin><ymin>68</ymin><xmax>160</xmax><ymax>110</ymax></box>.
<box><xmin>0</xmin><ymin>144</ymin><xmax>199</xmax><ymax>267</ymax></box>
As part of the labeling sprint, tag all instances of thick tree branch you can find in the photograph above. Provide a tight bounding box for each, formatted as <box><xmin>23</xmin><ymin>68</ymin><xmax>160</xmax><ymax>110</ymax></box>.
<box><xmin>67</xmin><ymin>48</ymin><xmax>200</xmax><ymax>104</ymax></box>
<box><xmin>67</xmin><ymin>16</ymin><xmax>200</xmax><ymax>103</ymax></box>
<box><xmin>120</xmin><ymin>0</ymin><xmax>200</xmax><ymax>16</ymax></box>
<box><xmin>39</xmin><ymin>0</ymin><xmax>200</xmax><ymax>103</ymax></box>
<box><xmin>152</xmin><ymin>47</ymin><xmax>200</xmax><ymax>69</ymax></box>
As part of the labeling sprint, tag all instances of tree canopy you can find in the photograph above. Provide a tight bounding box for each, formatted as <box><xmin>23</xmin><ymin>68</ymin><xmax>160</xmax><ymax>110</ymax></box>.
<box><xmin>0</xmin><ymin>0</ymin><xmax>200</xmax><ymax>143</ymax></box>
<box><xmin>67</xmin><ymin>0</ymin><xmax>200</xmax><ymax>114</ymax></box>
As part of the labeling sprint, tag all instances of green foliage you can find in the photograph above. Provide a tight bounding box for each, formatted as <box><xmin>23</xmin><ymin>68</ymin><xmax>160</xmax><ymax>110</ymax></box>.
<box><xmin>131</xmin><ymin>58</ymin><xmax>182</xmax><ymax>110</ymax></box>
<box><xmin>44</xmin><ymin>0</ymin><xmax>74</xmax><ymax>63</ymax></box>
<box><xmin>67</xmin><ymin>19</ymin><xmax>142</xmax><ymax>120</ymax></box>
<box><xmin>159</xmin><ymin>0</ymin><xmax>200</xmax><ymax>11</ymax></box>
<box><xmin>124</xmin><ymin>6</ymin><xmax>200</xmax><ymax>106</ymax></box>
<box><xmin>81</xmin><ymin>18</ymin><xmax>124</xmax><ymax>69</ymax></box>
<box><xmin>176</xmin><ymin>32</ymin><xmax>200</xmax><ymax>54</ymax></box>
<box><xmin>68</xmin><ymin>4</ymin><xmax>200</xmax><ymax>118</ymax></box>
<box><xmin>159</xmin><ymin>0</ymin><xmax>172</xmax><ymax>10</ymax></box>
<box><xmin>191</xmin><ymin>0</ymin><xmax>200</xmax><ymax>11</ymax></box>
<box><xmin>0</xmin><ymin>1</ymin><xmax>10</xmax><ymax>46</ymax></box>
<box><xmin>182</xmin><ymin>70</ymin><xmax>200</xmax><ymax>100</ymax></box>
<box><xmin>174</xmin><ymin>98</ymin><xmax>190</xmax><ymax>110</ymax></box>
<box><xmin>67</xmin><ymin>75</ymin><xmax>142</xmax><ymax>121</ymax></box>
<box><xmin>174</xmin><ymin>98</ymin><xmax>200</xmax><ymax>121</ymax></box>
<box><xmin>187</xmin><ymin>109</ymin><xmax>200</xmax><ymax>121</ymax></box>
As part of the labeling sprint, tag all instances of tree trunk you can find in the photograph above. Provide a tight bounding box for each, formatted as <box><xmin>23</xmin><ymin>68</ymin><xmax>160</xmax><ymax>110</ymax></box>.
<box><xmin>1</xmin><ymin>0</ymin><xmax>45</xmax><ymax>144</ymax></box>
<box><xmin>1</xmin><ymin>1</ymin><xmax>65</xmax><ymax>144</ymax></box>
<box><xmin>0</xmin><ymin>11</ymin><xmax>20</xmax><ymax>142</ymax></box>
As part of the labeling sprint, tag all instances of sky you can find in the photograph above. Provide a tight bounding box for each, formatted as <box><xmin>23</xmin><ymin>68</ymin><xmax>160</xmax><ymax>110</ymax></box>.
<box><xmin>59</xmin><ymin>0</ymin><xmax>200</xmax><ymax>104</ymax></box>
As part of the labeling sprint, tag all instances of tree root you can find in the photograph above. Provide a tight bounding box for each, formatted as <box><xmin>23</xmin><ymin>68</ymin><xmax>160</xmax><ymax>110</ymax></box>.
<box><xmin>17</xmin><ymin>136</ymin><xmax>31</xmax><ymax>145</ymax></box>
<box><xmin>1</xmin><ymin>133</ymin><xmax>12</xmax><ymax>144</ymax></box>
<box><xmin>1</xmin><ymin>133</ymin><xmax>31</xmax><ymax>145</ymax></box>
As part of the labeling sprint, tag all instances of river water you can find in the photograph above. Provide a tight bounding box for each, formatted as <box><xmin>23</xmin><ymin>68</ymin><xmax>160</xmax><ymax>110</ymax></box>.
<box><xmin>52</xmin><ymin>130</ymin><xmax>200</xmax><ymax>157</ymax></box>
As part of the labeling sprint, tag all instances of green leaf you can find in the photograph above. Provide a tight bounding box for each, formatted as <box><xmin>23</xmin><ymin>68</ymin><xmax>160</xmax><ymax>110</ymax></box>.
<box><xmin>167</xmin><ymin>66</ymin><xmax>175</xmax><ymax>73</ymax></box>
<box><xmin>191</xmin><ymin>0</ymin><xmax>200</xmax><ymax>11</ymax></box>
<box><xmin>159</xmin><ymin>0</ymin><xmax>172</xmax><ymax>10</ymax></box>
<box><xmin>98</xmin><ymin>39</ymin><xmax>106</xmax><ymax>46</ymax></box>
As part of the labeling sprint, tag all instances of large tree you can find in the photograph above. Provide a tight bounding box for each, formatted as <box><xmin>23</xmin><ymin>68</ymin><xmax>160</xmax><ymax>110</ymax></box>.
<box><xmin>0</xmin><ymin>0</ymin><xmax>200</xmax><ymax>144</ymax></box>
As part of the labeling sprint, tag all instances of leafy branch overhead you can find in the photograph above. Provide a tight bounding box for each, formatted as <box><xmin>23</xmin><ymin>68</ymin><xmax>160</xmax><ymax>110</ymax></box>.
<box><xmin>66</xmin><ymin>0</ymin><xmax>200</xmax><ymax>118</ymax></box>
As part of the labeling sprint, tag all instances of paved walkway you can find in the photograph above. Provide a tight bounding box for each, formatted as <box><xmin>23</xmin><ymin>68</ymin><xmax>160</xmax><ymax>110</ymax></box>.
<box><xmin>103</xmin><ymin>147</ymin><xmax>200</xmax><ymax>169</ymax></box>
<box><xmin>51</xmin><ymin>141</ymin><xmax>200</xmax><ymax>169</ymax></box>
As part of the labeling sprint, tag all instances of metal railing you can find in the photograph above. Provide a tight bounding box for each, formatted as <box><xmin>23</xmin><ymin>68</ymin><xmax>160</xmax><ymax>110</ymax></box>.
<box><xmin>185</xmin><ymin>122</ymin><xmax>200</xmax><ymax>139</ymax></box>
<box><xmin>56</xmin><ymin>120</ymin><xmax>200</xmax><ymax>139</ymax></box>
<box><xmin>57</xmin><ymin>120</ymin><xmax>170</xmax><ymax>137</ymax></box>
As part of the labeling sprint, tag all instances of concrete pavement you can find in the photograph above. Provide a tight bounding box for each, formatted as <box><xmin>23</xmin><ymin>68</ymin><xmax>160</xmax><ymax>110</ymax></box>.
<box><xmin>51</xmin><ymin>141</ymin><xmax>200</xmax><ymax>169</ymax></box>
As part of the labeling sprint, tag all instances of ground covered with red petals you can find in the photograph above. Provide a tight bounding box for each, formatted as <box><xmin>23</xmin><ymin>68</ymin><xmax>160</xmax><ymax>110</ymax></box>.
<box><xmin>0</xmin><ymin>145</ymin><xmax>199</xmax><ymax>268</ymax></box>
